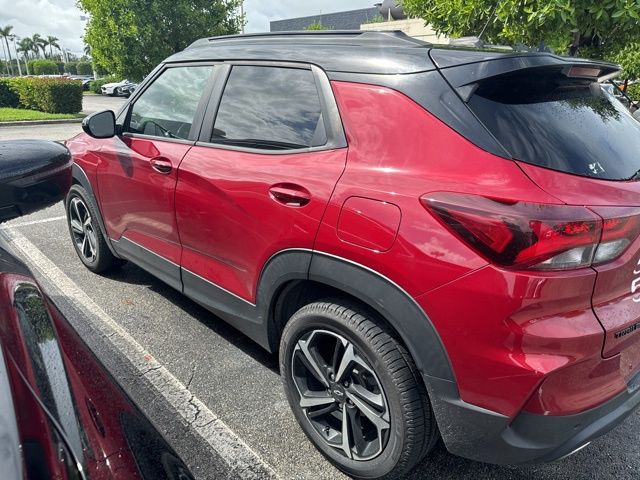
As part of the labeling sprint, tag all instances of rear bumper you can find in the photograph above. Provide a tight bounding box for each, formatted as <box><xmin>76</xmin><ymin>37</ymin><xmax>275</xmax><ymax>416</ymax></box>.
<box><xmin>426</xmin><ymin>373</ymin><xmax>640</xmax><ymax>464</ymax></box>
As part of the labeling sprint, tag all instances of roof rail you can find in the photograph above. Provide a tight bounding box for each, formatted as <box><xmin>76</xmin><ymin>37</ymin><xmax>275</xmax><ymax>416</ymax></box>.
<box><xmin>187</xmin><ymin>30</ymin><xmax>430</xmax><ymax>50</ymax></box>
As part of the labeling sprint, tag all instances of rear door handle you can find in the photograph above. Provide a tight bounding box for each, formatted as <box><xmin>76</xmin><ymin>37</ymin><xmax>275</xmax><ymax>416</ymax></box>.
<box><xmin>150</xmin><ymin>157</ymin><xmax>172</xmax><ymax>175</ymax></box>
<box><xmin>269</xmin><ymin>184</ymin><xmax>311</xmax><ymax>207</ymax></box>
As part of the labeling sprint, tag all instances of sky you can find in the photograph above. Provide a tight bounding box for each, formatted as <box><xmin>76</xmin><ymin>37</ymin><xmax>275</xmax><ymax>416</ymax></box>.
<box><xmin>0</xmin><ymin>0</ymin><xmax>377</xmax><ymax>58</ymax></box>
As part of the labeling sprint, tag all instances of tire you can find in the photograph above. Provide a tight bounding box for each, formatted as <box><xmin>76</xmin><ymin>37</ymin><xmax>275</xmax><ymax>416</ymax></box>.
<box><xmin>114</xmin><ymin>87</ymin><xmax>121</xmax><ymax>96</ymax></box>
<box><xmin>280</xmin><ymin>300</ymin><xmax>438</xmax><ymax>479</ymax></box>
<box><xmin>65</xmin><ymin>184</ymin><xmax>124</xmax><ymax>273</ymax></box>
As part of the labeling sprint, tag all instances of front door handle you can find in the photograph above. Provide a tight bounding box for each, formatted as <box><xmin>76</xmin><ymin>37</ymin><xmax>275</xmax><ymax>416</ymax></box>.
<box><xmin>269</xmin><ymin>184</ymin><xmax>311</xmax><ymax>207</ymax></box>
<box><xmin>150</xmin><ymin>157</ymin><xmax>172</xmax><ymax>175</ymax></box>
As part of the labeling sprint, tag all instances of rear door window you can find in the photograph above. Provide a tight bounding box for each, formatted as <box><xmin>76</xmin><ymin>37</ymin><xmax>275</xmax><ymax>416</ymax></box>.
<box><xmin>467</xmin><ymin>66</ymin><xmax>640</xmax><ymax>180</ymax></box>
<box><xmin>211</xmin><ymin>65</ymin><xmax>326</xmax><ymax>150</ymax></box>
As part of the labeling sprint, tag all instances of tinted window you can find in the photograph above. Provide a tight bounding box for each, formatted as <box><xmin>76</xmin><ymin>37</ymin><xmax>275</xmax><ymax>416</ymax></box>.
<box><xmin>468</xmin><ymin>67</ymin><xmax>640</xmax><ymax>180</ymax></box>
<box><xmin>212</xmin><ymin>66</ymin><xmax>326</xmax><ymax>150</ymax></box>
<box><xmin>127</xmin><ymin>66</ymin><xmax>213</xmax><ymax>140</ymax></box>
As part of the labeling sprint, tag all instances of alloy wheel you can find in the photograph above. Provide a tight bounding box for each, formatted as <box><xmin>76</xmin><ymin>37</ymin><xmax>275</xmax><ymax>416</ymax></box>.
<box><xmin>69</xmin><ymin>196</ymin><xmax>98</xmax><ymax>263</ymax></box>
<box><xmin>291</xmin><ymin>329</ymin><xmax>390</xmax><ymax>461</ymax></box>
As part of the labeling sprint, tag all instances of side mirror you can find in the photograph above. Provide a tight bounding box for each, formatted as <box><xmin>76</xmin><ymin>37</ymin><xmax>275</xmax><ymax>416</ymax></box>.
<box><xmin>82</xmin><ymin>110</ymin><xmax>117</xmax><ymax>139</ymax></box>
<box><xmin>0</xmin><ymin>140</ymin><xmax>73</xmax><ymax>223</ymax></box>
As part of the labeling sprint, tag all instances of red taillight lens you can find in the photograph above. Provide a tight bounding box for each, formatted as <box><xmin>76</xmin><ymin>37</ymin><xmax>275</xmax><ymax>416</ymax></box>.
<box><xmin>421</xmin><ymin>193</ymin><xmax>602</xmax><ymax>270</ymax></box>
<box><xmin>592</xmin><ymin>206</ymin><xmax>640</xmax><ymax>265</ymax></box>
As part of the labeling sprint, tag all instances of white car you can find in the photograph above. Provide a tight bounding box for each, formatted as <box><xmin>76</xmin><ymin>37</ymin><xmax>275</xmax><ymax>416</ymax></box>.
<box><xmin>101</xmin><ymin>79</ymin><xmax>134</xmax><ymax>97</ymax></box>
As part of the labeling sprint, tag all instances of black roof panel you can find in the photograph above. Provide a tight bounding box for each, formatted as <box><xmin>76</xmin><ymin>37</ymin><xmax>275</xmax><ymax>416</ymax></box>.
<box><xmin>165</xmin><ymin>31</ymin><xmax>619</xmax><ymax>77</ymax></box>
<box><xmin>167</xmin><ymin>31</ymin><xmax>436</xmax><ymax>74</ymax></box>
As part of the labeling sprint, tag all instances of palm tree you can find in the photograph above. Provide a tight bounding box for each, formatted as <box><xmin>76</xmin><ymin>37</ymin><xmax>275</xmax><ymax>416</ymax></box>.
<box><xmin>46</xmin><ymin>36</ymin><xmax>60</xmax><ymax>59</ymax></box>
<box><xmin>0</xmin><ymin>25</ymin><xmax>14</xmax><ymax>75</ymax></box>
<box><xmin>17</xmin><ymin>37</ymin><xmax>34</xmax><ymax>75</ymax></box>
<box><xmin>31</xmin><ymin>33</ymin><xmax>46</xmax><ymax>58</ymax></box>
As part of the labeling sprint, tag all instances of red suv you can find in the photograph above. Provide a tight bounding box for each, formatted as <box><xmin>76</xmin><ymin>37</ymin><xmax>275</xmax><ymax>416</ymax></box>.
<box><xmin>66</xmin><ymin>31</ymin><xmax>640</xmax><ymax>479</ymax></box>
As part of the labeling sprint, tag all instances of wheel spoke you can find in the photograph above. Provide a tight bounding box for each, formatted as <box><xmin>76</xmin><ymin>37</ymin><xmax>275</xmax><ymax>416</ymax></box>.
<box><xmin>307</xmin><ymin>402</ymin><xmax>338</xmax><ymax>419</ymax></box>
<box><xmin>335</xmin><ymin>343</ymin><xmax>356</xmax><ymax>383</ymax></box>
<box><xmin>296</xmin><ymin>339</ymin><xmax>329</xmax><ymax>388</ymax></box>
<box><xmin>339</xmin><ymin>405</ymin><xmax>352</xmax><ymax>459</ymax></box>
<box><xmin>70</xmin><ymin>219</ymin><xmax>83</xmax><ymax>234</ymax></box>
<box><xmin>71</xmin><ymin>198</ymin><xmax>82</xmax><ymax>223</ymax></box>
<box><xmin>346</xmin><ymin>391</ymin><xmax>390</xmax><ymax>432</ymax></box>
<box><xmin>331</xmin><ymin>337</ymin><xmax>343</xmax><ymax>372</ymax></box>
<box><xmin>347</xmin><ymin>406</ymin><xmax>368</xmax><ymax>457</ymax></box>
<box><xmin>349</xmin><ymin>383</ymin><xmax>385</xmax><ymax>409</ymax></box>
<box><xmin>299</xmin><ymin>391</ymin><xmax>334</xmax><ymax>409</ymax></box>
<box><xmin>81</xmin><ymin>236</ymin><xmax>89</xmax><ymax>257</ymax></box>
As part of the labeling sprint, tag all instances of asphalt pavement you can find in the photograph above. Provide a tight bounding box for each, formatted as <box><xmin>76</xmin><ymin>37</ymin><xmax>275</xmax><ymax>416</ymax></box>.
<box><xmin>0</xmin><ymin>120</ymin><xmax>638</xmax><ymax>480</ymax></box>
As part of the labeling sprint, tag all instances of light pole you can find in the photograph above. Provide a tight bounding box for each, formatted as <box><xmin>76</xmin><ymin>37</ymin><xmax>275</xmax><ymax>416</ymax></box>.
<box><xmin>10</xmin><ymin>35</ymin><xmax>21</xmax><ymax>76</ymax></box>
<box><xmin>0</xmin><ymin>40</ymin><xmax>9</xmax><ymax>76</ymax></box>
<box><xmin>241</xmin><ymin>1</ymin><xmax>245</xmax><ymax>34</ymax></box>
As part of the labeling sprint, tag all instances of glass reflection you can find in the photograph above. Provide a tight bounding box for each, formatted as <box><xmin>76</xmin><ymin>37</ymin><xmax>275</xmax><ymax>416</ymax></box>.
<box><xmin>212</xmin><ymin>66</ymin><xmax>326</xmax><ymax>150</ymax></box>
<box><xmin>468</xmin><ymin>68</ymin><xmax>640</xmax><ymax>180</ymax></box>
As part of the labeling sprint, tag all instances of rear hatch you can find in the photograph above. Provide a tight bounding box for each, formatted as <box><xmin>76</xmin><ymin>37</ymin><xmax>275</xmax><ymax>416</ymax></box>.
<box><xmin>434</xmin><ymin>51</ymin><xmax>640</xmax><ymax>357</ymax></box>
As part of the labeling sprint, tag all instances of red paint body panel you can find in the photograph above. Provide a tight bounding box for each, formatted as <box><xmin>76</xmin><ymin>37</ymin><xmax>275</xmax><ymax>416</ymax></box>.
<box><xmin>417</xmin><ymin>267</ymin><xmax>608</xmax><ymax>416</ymax></box>
<box><xmin>323</xmin><ymin>81</ymin><xmax>633</xmax><ymax>417</ymax></box>
<box><xmin>320</xmin><ymin>81</ymin><xmax>561</xmax><ymax>298</ymax></box>
<box><xmin>518</xmin><ymin>163</ymin><xmax>640</xmax><ymax>358</ymax></box>
<box><xmin>94</xmin><ymin>136</ymin><xmax>189</xmax><ymax>264</ymax></box>
<box><xmin>175</xmin><ymin>146</ymin><xmax>347</xmax><ymax>302</ymax></box>
<box><xmin>337</xmin><ymin>197</ymin><xmax>401</xmax><ymax>252</ymax></box>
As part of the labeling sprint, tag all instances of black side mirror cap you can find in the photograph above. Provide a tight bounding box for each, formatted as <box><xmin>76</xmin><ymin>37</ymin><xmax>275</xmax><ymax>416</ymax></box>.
<box><xmin>0</xmin><ymin>140</ymin><xmax>72</xmax><ymax>223</ymax></box>
<box><xmin>82</xmin><ymin>110</ymin><xmax>117</xmax><ymax>139</ymax></box>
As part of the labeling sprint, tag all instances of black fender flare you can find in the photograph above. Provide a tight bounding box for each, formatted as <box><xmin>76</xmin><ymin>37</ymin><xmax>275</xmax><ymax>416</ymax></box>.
<box><xmin>256</xmin><ymin>249</ymin><xmax>456</xmax><ymax>384</ymax></box>
<box><xmin>70</xmin><ymin>164</ymin><xmax>120</xmax><ymax>257</ymax></box>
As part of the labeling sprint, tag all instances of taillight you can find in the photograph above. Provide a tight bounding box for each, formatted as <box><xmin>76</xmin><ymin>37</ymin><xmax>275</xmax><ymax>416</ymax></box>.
<box><xmin>421</xmin><ymin>193</ymin><xmax>640</xmax><ymax>271</ymax></box>
<box><xmin>592</xmin><ymin>206</ymin><xmax>640</xmax><ymax>265</ymax></box>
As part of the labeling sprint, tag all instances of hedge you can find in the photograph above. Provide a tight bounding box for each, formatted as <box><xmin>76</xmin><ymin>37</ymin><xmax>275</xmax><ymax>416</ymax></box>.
<box><xmin>0</xmin><ymin>77</ymin><xmax>83</xmax><ymax>114</ymax></box>
<box><xmin>76</xmin><ymin>61</ymin><xmax>93</xmax><ymax>76</ymax></box>
<box><xmin>0</xmin><ymin>79</ymin><xmax>20</xmax><ymax>108</ymax></box>
<box><xmin>28</xmin><ymin>59</ymin><xmax>59</xmax><ymax>75</ymax></box>
<box><xmin>89</xmin><ymin>75</ymin><xmax>119</xmax><ymax>94</ymax></box>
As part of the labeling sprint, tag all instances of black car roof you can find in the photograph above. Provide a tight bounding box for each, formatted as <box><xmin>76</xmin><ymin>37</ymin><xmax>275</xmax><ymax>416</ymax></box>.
<box><xmin>165</xmin><ymin>30</ymin><xmax>618</xmax><ymax>76</ymax></box>
<box><xmin>168</xmin><ymin>30</ymin><xmax>439</xmax><ymax>74</ymax></box>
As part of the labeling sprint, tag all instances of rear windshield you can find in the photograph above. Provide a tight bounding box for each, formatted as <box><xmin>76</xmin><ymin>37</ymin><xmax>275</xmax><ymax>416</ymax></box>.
<box><xmin>467</xmin><ymin>66</ymin><xmax>640</xmax><ymax>180</ymax></box>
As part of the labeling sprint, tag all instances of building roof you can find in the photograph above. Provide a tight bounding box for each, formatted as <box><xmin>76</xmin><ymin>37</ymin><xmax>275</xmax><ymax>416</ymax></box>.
<box><xmin>270</xmin><ymin>7</ymin><xmax>380</xmax><ymax>32</ymax></box>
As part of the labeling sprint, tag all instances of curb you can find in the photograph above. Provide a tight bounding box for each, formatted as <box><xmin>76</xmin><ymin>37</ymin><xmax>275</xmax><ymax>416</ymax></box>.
<box><xmin>0</xmin><ymin>118</ymin><xmax>85</xmax><ymax>127</ymax></box>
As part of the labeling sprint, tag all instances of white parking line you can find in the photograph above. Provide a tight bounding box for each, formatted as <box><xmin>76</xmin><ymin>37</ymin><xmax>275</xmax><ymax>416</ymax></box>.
<box><xmin>1</xmin><ymin>226</ymin><xmax>278</xmax><ymax>480</ymax></box>
<box><xmin>7</xmin><ymin>215</ymin><xmax>66</xmax><ymax>228</ymax></box>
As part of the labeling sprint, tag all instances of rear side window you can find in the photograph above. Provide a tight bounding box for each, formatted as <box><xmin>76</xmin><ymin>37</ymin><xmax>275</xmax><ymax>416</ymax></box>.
<box><xmin>468</xmin><ymin>67</ymin><xmax>640</xmax><ymax>180</ymax></box>
<box><xmin>212</xmin><ymin>66</ymin><xmax>326</xmax><ymax>150</ymax></box>
<box><xmin>127</xmin><ymin>66</ymin><xmax>213</xmax><ymax>140</ymax></box>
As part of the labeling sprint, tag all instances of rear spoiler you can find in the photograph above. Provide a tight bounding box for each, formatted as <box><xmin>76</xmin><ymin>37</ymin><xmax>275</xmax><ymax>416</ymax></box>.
<box><xmin>434</xmin><ymin>53</ymin><xmax>620</xmax><ymax>100</ymax></box>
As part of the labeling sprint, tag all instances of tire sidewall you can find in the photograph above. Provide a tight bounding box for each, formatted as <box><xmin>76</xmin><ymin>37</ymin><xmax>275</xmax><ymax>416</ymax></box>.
<box><xmin>280</xmin><ymin>306</ymin><xmax>410</xmax><ymax>479</ymax></box>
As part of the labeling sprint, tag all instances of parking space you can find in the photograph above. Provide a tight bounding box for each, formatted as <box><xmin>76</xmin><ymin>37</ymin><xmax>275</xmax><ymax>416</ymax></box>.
<box><xmin>0</xmin><ymin>124</ymin><xmax>639</xmax><ymax>480</ymax></box>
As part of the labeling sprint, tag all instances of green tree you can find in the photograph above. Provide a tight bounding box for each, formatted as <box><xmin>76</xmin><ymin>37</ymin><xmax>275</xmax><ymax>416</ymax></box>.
<box><xmin>304</xmin><ymin>20</ymin><xmax>333</xmax><ymax>30</ymax></box>
<box><xmin>31</xmin><ymin>34</ymin><xmax>46</xmax><ymax>58</ymax></box>
<box><xmin>79</xmin><ymin>0</ymin><xmax>244</xmax><ymax>80</ymax></box>
<box><xmin>76</xmin><ymin>60</ymin><xmax>93</xmax><ymax>75</ymax></box>
<box><xmin>0</xmin><ymin>25</ymin><xmax>15</xmax><ymax>75</ymax></box>
<box><xmin>616</xmin><ymin>43</ymin><xmax>640</xmax><ymax>85</ymax></box>
<box><xmin>17</xmin><ymin>37</ymin><xmax>34</xmax><ymax>74</ymax></box>
<box><xmin>46</xmin><ymin>36</ymin><xmax>60</xmax><ymax>58</ymax></box>
<box><xmin>403</xmin><ymin>0</ymin><xmax>640</xmax><ymax>57</ymax></box>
